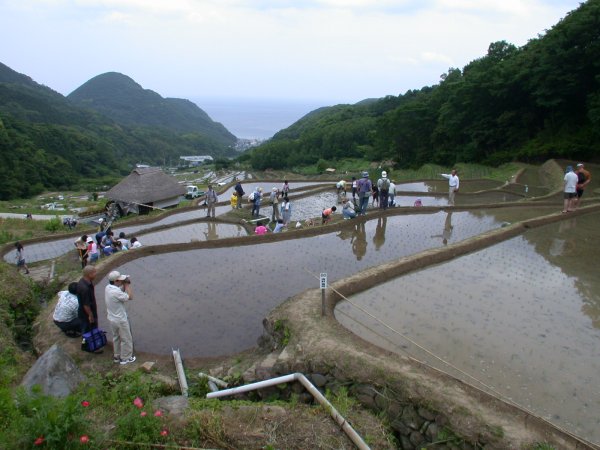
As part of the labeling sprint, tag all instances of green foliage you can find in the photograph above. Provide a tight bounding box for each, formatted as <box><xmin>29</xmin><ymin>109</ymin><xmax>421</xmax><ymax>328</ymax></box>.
<box><xmin>0</xmin><ymin>263</ymin><xmax>41</xmax><ymax>353</ymax></box>
<box><xmin>0</xmin><ymin>386</ymin><xmax>88</xmax><ymax>450</ymax></box>
<box><xmin>325</xmin><ymin>386</ymin><xmax>356</xmax><ymax>417</ymax></box>
<box><xmin>0</xmin><ymin>65</ymin><xmax>238</xmax><ymax>200</ymax></box>
<box><xmin>115</xmin><ymin>405</ymin><xmax>172</xmax><ymax>445</ymax></box>
<box><xmin>248</xmin><ymin>1</ymin><xmax>600</xmax><ymax>171</ymax></box>
<box><xmin>527</xmin><ymin>443</ymin><xmax>556</xmax><ymax>450</ymax></box>
<box><xmin>186</xmin><ymin>372</ymin><xmax>210</xmax><ymax>398</ymax></box>
<box><xmin>273</xmin><ymin>319</ymin><xmax>291</xmax><ymax>346</ymax></box>
<box><xmin>43</xmin><ymin>216</ymin><xmax>62</xmax><ymax>232</ymax></box>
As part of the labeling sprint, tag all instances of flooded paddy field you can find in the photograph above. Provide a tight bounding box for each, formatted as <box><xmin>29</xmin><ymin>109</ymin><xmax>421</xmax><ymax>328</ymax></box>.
<box><xmin>396</xmin><ymin>179</ymin><xmax>504</xmax><ymax>193</ymax></box>
<box><xmin>335</xmin><ymin>212</ymin><xmax>600</xmax><ymax>443</ymax></box>
<box><xmin>219</xmin><ymin>181</ymin><xmax>330</xmax><ymax>198</ymax></box>
<box><xmin>96</xmin><ymin>206</ymin><xmax>558</xmax><ymax>358</ymax></box>
<box><xmin>138</xmin><ymin>222</ymin><xmax>246</xmax><ymax>245</ymax></box>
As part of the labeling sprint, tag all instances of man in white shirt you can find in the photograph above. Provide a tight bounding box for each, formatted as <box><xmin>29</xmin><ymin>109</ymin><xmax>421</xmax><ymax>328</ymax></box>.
<box><xmin>440</xmin><ymin>169</ymin><xmax>460</xmax><ymax>206</ymax></box>
<box><xmin>105</xmin><ymin>270</ymin><xmax>136</xmax><ymax>365</ymax></box>
<box><xmin>563</xmin><ymin>165</ymin><xmax>578</xmax><ymax>213</ymax></box>
<box><xmin>53</xmin><ymin>282</ymin><xmax>81</xmax><ymax>337</ymax></box>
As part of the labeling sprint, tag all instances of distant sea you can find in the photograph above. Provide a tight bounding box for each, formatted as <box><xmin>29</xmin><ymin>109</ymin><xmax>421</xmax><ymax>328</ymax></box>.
<box><xmin>190</xmin><ymin>97</ymin><xmax>332</xmax><ymax>140</ymax></box>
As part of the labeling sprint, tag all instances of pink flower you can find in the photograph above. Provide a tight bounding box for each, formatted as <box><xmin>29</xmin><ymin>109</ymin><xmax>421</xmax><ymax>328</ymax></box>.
<box><xmin>133</xmin><ymin>397</ymin><xmax>144</xmax><ymax>409</ymax></box>
<box><xmin>160</xmin><ymin>429</ymin><xmax>169</xmax><ymax>437</ymax></box>
<box><xmin>140</xmin><ymin>411</ymin><xmax>147</xmax><ymax>417</ymax></box>
<box><xmin>81</xmin><ymin>400</ymin><xmax>90</xmax><ymax>407</ymax></box>
<box><xmin>34</xmin><ymin>436</ymin><xmax>45</xmax><ymax>445</ymax></box>
<box><xmin>79</xmin><ymin>435</ymin><xmax>90</xmax><ymax>444</ymax></box>
<box><xmin>154</xmin><ymin>410</ymin><xmax>163</xmax><ymax>417</ymax></box>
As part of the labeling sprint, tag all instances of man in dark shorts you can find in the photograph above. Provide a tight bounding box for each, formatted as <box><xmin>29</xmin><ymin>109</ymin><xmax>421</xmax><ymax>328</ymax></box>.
<box><xmin>574</xmin><ymin>163</ymin><xmax>591</xmax><ymax>209</ymax></box>
<box><xmin>77</xmin><ymin>265</ymin><xmax>99</xmax><ymax>338</ymax></box>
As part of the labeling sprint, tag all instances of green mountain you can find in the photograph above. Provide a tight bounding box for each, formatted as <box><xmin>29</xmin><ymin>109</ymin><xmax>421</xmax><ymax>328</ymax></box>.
<box><xmin>0</xmin><ymin>64</ymin><xmax>237</xmax><ymax>200</ymax></box>
<box><xmin>68</xmin><ymin>72</ymin><xmax>236</xmax><ymax>145</ymax></box>
<box><xmin>249</xmin><ymin>0</ymin><xmax>600</xmax><ymax>171</ymax></box>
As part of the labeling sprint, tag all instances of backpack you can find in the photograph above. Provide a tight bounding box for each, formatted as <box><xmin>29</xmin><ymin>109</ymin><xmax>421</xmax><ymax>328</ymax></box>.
<box><xmin>381</xmin><ymin>178</ymin><xmax>390</xmax><ymax>190</ymax></box>
<box><xmin>249</xmin><ymin>192</ymin><xmax>256</xmax><ymax>201</ymax></box>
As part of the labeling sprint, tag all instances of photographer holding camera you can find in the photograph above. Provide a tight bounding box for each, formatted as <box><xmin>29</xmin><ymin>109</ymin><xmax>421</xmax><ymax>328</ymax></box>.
<box><xmin>105</xmin><ymin>271</ymin><xmax>136</xmax><ymax>365</ymax></box>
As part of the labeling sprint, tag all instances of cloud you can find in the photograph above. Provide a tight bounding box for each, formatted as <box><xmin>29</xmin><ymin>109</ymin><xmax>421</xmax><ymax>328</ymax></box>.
<box><xmin>0</xmin><ymin>0</ymin><xmax>583</xmax><ymax>101</ymax></box>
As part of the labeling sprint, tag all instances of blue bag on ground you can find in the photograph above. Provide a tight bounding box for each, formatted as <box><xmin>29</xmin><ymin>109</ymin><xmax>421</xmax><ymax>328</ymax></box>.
<box><xmin>81</xmin><ymin>328</ymin><xmax>107</xmax><ymax>352</ymax></box>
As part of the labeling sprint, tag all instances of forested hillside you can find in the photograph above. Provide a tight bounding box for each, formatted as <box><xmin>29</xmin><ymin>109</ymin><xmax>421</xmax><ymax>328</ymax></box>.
<box><xmin>249</xmin><ymin>0</ymin><xmax>600</xmax><ymax>170</ymax></box>
<box><xmin>68</xmin><ymin>72</ymin><xmax>236</xmax><ymax>144</ymax></box>
<box><xmin>0</xmin><ymin>64</ymin><xmax>237</xmax><ymax>200</ymax></box>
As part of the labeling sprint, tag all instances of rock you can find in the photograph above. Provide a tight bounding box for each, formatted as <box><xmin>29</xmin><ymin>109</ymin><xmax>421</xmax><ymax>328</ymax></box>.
<box><xmin>298</xmin><ymin>392</ymin><xmax>313</xmax><ymax>404</ymax></box>
<box><xmin>402</xmin><ymin>405</ymin><xmax>425</xmax><ymax>430</ymax></box>
<box><xmin>309</xmin><ymin>373</ymin><xmax>327</xmax><ymax>387</ymax></box>
<box><xmin>255</xmin><ymin>352</ymin><xmax>279</xmax><ymax>379</ymax></box>
<box><xmin>391</xmin><ymin>419</ymin><xmax>412</xmax><ymax>436</ymax></box>
<box><xmin>242</xmin><ymin>363</ymin><xmax>257</xmax><ymax>383</ymax></box>
<box><xmin>418</xmin><ymin>406</ymin><xmax>437</xmax><ymax>421</ymax></box>
<box><xmin>20</xmin><ymin>344</ymin><xmax>85</xmax><ymax>398</ymax></box>
<box><xmin>153</xmin><ymin>395</ymin><xmax>189</xmax><ymax>421</ymax></box>
<box><xmin>139</xmin><ymin>361</ymin><xmax>155</xmax><ymax>373</ymax></box>
<box><xmin>209</xmin><ymin>366</ymin><xmax>223</xmax><ymax>377</ymax></box>
<box><xmin>399</xmin><ymin>435</ymin><xmax>414</xmax><ymax>450</ymax></box>
<box><xmin>149</xmin><ymin>373</ymin><xmax>178</xmax><ymax>390</ymax></box>
<box><xmin>425</xmin><ymin>422</ymin><xmax>440</xmax><ymax>441</ymax></box>
<box><xmin>409</xmin><ymin>431</ymin><xmax>425</xmax><ymax>447</ymax></box>
<box><xmin>356</xmin><ymin>393</ymin><xmax>377</xmax><ymax>410</ymax></box>
<box><xmin>374</xmin><ymin>392</ymin><xmax>390</xmax><ymax>410</ymax></box>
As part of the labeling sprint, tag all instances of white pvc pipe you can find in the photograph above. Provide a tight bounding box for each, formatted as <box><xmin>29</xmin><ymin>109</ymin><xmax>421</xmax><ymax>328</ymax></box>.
<box><xmin>172</xmin><ymin>349</ymin><xmax>188</xmax><ymax>397</ymax></box>
<box><xmin>198</xmin><ymin>372</ymin><xmax>229</xmax><ymax>388</ymax></box>
<box><xmin>206</xmin><ymin>373</ymin><xmax>370</xmax><ymax>450</ymax></box>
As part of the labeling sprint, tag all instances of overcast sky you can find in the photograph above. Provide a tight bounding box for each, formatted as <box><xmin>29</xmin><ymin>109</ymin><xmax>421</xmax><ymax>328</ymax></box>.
<box><xmin>0</xmin><ymin>0</ymin><xmax>583</xmax><ymax>104</ymax></box>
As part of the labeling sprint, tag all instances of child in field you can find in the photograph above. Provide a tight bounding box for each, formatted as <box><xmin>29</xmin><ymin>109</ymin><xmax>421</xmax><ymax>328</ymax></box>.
<box><xmin>322</xmin><ymin>206</ymin><xmax>337</xmax><ymax>224</ymax></box>
<box><xmin>15</xmin><ymin>242</ymin><xmax>29</xmax><ymax>274</ymax></box>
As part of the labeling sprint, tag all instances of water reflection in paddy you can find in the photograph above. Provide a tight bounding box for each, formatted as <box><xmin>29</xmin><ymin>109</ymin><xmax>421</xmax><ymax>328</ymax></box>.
<box><xmin>97</xmin><ymin>207</ymin><xmax>556</xmax><ymax>358</ymax></box>
<box><xmin>335</xmin><ymin>212</ymin><xmax>600</xmax><ymax>443</ymax></box>
<box><xmin>140</xmin><ymin>223</ymin><xmax>246</xmax><ymax>245</ymax></box>
<box><xmin>397</xmin><ymin>179</ymin><xmax>503</xmax><ymax>193</ymax></box>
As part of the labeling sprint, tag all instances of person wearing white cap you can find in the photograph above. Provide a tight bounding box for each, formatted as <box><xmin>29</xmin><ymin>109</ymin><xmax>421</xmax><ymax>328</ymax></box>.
<box><xmin>105</xmin><ymin>270</ymin><xmax>136</xmax><ymax>365</ymax></box>
<box><xmin>377</xmin><ymin>171</ymin><xmax>391</xmax><ymax>210</ymax></box>
<box><xmin>250</xmin><ymin>187</ymin><xmax>262</xmax><ymax>217</ymax></box>
<box><xmin>270</xmin><ymin>187</ymin><xmax>281</xmax><ymax>222</ymax></box>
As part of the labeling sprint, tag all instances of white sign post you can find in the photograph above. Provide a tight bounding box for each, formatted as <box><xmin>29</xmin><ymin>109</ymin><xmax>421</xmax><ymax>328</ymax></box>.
<box><xmin>320</xmin><ymin>273</ymin><xmax>327</xmax><ymax>316</ymax></box>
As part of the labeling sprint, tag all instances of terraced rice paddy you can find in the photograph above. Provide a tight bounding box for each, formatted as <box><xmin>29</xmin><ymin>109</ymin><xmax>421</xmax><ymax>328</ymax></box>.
<box><xmin>335</xmin><ymin>212</ymin><xmax>600</xmax><ymax>443</ymax></box>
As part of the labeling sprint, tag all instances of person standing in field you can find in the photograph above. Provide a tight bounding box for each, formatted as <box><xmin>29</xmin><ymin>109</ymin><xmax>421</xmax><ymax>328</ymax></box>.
<box><xmin>281</xmin><ymin>180</ymin><xmax>290</xmax><ymax>198</ymax></box>
<box><xmin>563</xmin><ymin>165</ymin><xmax>578</xmax><ymax>213</ymax></box>
<box><xmin>234</xmin><ymin>181</ymin><xmax>245</xmax><ymax>209</ymax></box>
<box><xmin>356</xmin><ymin>172</ymin><xmax>372</xmax><ymax>216</ymax></box>
<box><xmin>440</xmin><ymin>169</ymin><xmax>460</xmax><ymax>206</ymax></box>
<box><xmin>270</xmin><ymin>187</ymin><xmax>281</xmax><ymax>222</ymax></box>
<box><xmin>573</xmin><ymin>163</ymin><xmax>591</xmax><ymax>209</ymax></box>
<box><xmin>105</xmin><ymin>271</ymin><xmax>136</xmax><ymax>365</ymax></box>
<box><xmin>281</xmin><ymin>196</ymin><xmax>292</xmax><ymax>226</ymax></box>
<box><xmin>377</xmin><ymin>171</ymin><xmax>390</xmax><ymax>210</ymax></box>
<box><xmin>77</xmin><ymin>265</ymin><xmax>98</xmax><ymax>337</ymax></box>
<box><xmin>14</xmin><ymin>242</ymin><xmax>30</xmax><ymax>274</ymax></box>
<box><xmin>205</xmin><ymin>184</ymin><xmax>218</xmax><ymax>218</ymax></box>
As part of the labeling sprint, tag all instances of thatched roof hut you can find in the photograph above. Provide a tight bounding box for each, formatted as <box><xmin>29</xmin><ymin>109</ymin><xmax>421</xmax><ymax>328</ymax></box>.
<box><xmin>106</xmin><ymin>167</ymin><xmax>186</xmax><ymax>214</ymax></box>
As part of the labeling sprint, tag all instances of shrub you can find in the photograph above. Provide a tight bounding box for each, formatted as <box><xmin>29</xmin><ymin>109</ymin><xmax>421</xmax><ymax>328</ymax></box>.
<box><xmin>44</xmin><ymin>216</ymin><xmax>62</xmax><ymax>232</ymax></box>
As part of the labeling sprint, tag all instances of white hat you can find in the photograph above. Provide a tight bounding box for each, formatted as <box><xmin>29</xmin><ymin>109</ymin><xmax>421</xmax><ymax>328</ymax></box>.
<box><xmin>98</xmin><ymin>218</ymin><xmax>104</xmax><ymax>222</ymax></box>
<box><xmin>108</xmin><ymin>270</ymin><xmax>128</xmax><ymax>282</ymax></box>
<box><xmin>272</xmin><ymin>187</ymin><xmax>277</xmax><ymax>191</ymax></box>
<box><xmin>381</xmin><ymin>171</ymin><xmax>387</xmax><ymax>178</ymax></box>
<box><xmin>86</xmin><ymin>237</ymin><xmax>93</xmax><ymax>243</ymax></box>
